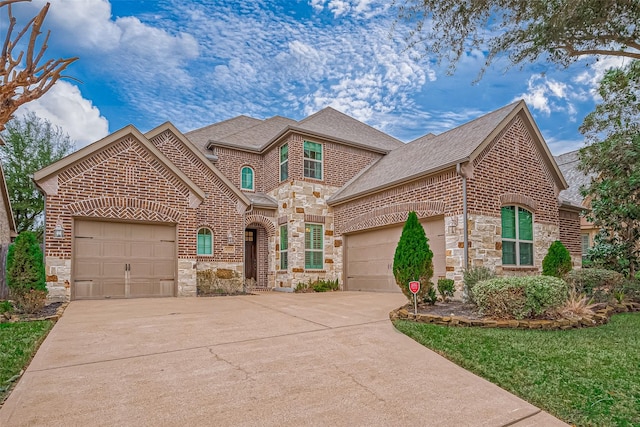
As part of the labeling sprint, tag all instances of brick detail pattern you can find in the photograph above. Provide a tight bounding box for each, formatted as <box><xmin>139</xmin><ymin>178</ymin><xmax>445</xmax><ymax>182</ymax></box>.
<box><xmin>304</xmin><ymin>214</ymin><xmax>325</xmax><ymax>223</ymax></box>
<box><xmin>67</xmin><ymin>197</ymin><xmax>181</xmax><ymax>223</ymax></box>
<box><xmin>498</xmin><ymin>193</ymin><xmax>537</xmax><ymax>211</ymax></box>
<box><xmin>245</xmin><ymin>214</ymin><xmax>276</xmax><ymax>237</ymax></box>
<box><xmin>341</xmin><ymin>201</ymin><xmax>445</xmax><ymax>234</ymax></box>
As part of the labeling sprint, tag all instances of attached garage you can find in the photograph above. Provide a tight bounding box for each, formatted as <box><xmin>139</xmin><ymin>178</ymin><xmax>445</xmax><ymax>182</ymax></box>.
<box><xmin>73</xmin><ymin>219</ymin><xmax>176</xmax><ymax>300</ymax></box>
<box><xmin>344</xmin><ymin>217</ymin><xmax>446</xmax><ymax>292</ymax></box>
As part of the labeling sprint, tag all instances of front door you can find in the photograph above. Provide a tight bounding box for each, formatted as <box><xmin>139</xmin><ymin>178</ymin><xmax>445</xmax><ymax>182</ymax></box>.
<box><xmin>245</xmin><ymin>229</ymin><xmax>257</xmax><ymax>282</ymax></box>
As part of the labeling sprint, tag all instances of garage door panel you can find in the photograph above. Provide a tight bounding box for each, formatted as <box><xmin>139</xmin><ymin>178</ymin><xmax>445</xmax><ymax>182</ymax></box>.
<box><xmin>73</xmin><ymin>220</ymin><xmax>176</xmax><ymax>300</ymax></box>
<box><xmin>345</xmin><ymin>217</ymin><xmax>446</xmax><ymax>293</ymax></box>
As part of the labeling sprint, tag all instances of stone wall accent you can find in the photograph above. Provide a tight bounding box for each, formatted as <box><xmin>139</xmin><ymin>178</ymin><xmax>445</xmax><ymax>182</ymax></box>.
<box><xmin>390</xmin><ymin>301</ymin><xmax>640</xmax><ymax>329</ymax></box>
<box><xmin>45</xmin><ymin>257</ymin><xmax>71</xmax><ymax>302</ymax></box>
<box><xmin>195</xmin><ymin>261</ymin><xmax>244</xmax><ymax>294</ymax></box>
<box><xmin>178</xmin><ymin>259</ymin><xmax>197</xmax><ymax>296</ymax></box>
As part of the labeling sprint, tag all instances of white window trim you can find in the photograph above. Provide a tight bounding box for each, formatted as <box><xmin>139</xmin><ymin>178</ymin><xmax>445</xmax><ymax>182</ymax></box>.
<box><xmin>303</xmin><ymin>140</ymin><xmax>323</xmax><ymax>180</ymax></box>
<box><xmin>502</xmin><ymin>206</ymin><xmax>534</xmax><ymax>266</ymax></box>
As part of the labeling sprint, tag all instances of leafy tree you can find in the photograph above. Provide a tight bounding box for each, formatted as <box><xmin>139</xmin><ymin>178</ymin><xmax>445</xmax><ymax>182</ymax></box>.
<box><xmin>0</xmin><ymin>113</ymin><xmax>74</xmax><ymax>235</ymax></box>
<box><xmin>578</xmin><ymin>61</ymin><xmax>640</xmax><ymax>277</ymax></box>
<box><xmin>392</xmin><ymin>211</ymin><xmax>434</xmax><ymax>302</ymax></box>
<box><xmin>542</xmin><ymin>240</ymin><xmax>572</xmax><ymax>278</ymax></box>
<box><xmin>394</xmin><ymin>0</ymin><xmax>640</xmax><ymax>75</ymax></box>
<box><xmin>7</xmin><ymin>230</ymin><xmax>45</xmax><ymax>294</ymax></box>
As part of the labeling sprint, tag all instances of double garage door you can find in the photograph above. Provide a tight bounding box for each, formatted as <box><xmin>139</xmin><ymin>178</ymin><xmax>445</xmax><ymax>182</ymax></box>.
<box><xmin>344</xmin><ymin>217</ymin><xmax>446</xmax><ymax>292</ymax></box>
<box><xmin>73</xmin><ymin>220</ymin><xmax>176</xmax><ymax>300</ymax></box>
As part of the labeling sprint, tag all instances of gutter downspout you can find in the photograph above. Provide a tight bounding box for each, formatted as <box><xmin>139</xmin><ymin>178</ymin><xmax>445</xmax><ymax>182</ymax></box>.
<box><xmin>456</xmin><ymin>163</ymin><xmax>469</xmax><ymax>299</ymax></box>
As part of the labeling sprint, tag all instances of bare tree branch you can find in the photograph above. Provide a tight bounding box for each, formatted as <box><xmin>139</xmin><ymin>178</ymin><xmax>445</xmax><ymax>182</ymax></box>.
<box><xmin>0</xmin><ymin>1</ymin><xmax>78</xmax><ymax>131</ymax></box>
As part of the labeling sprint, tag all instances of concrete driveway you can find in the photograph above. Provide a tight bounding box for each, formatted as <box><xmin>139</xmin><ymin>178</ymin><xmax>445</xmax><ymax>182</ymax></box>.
<box><xmin>0</xmin><ymin>292</ymin><xmax>567</xmax><ymax>426</ymax></box>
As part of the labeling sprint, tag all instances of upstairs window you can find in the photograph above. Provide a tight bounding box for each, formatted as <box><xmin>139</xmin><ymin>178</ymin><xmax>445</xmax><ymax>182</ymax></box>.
<box><xmin>197</xmin><ymin>228</ymin><xmax>213</xmax><ymax>256</ymax></box>
<box><xmin>303</xmin><ymin>141</ymin><xmax>322</xmax><ymax>180</ymax></box>
<box><xmin>305</xmin><ymin>223</ymin><xmax>323</xmax><ymax>269</ymax></box>
<box><xmin>501</xmin><ymin>206</ymin><xmax>533</xmax><ymax>266</ymax></box>
<box><xmin>280</xmin><ymin>144</ymin><xmax>288</xmax><ymax>181</ymax></box>
<box><xmin>241</xmin><ymin>166</ymin><xmax>254</xmax><ymax>191</ymax></box>
<box><xmin>280</xmin><ymin>225</ymin><xmax>288</xmax><ymax>270</ymax></box>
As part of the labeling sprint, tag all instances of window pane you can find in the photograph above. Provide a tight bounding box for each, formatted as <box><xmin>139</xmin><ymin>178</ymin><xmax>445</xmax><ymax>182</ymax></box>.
<box><xmin>303</xmin><ymin>141</ymin><xmax>322</xmax><ymax>161</ymax></box>
<box><xmin>502</xmin><ymin>241</ymin><xmax>516</xmax><ymax>265</ymax></box>
<box><xmin>501</xmin><ymin>206</ymin><xmax>516</xmax><ymax>239</ymax></box>
<box><xmin>518</xmin><ymin>208</ymin><xmax>533</xmax><ymax>240</ymax></box>
<box><xmin>280</xmin><ymin>144</ymin><xmax>288</xmax><ymax>162</ymax></box>
<box><xmin>197</xmin><ymin>229</ymin><xmax>212</xmax><ymax>255</ymax></box>
<box><xmin>519</xmin><ymin>242</ymin><xmax>533</xmax><ymax>265</ymax></box>
<box><xmin>281</xmin><ymin>251</ymin><xmax>288</xmax><ymax>270</ymax></box>
<box><xmin>280</xmin><ymin>161</ymin><xmax>288</xmax><ymax>181</ymax></box>
<box><xmin>280</xmin><ymin>225</ymin><xmax>288</xmax><ymax>250</ymax></box>
<box><xmin>305</xmin><ymin>251</ymin><xmax>322</xmax><ymax>269</ymax></box>
<box><xmin>581</xmin><ymin>234</ymin><xmax>590</xmax><ymax>254</ymax></box>
<box><xmin>304</xmin><ymin>159</ymin><xmax>322</xmax><ymax>179</ymax></box>
<box><xmin>241</xmin><ymin>167</ymin><xmax>253</xmax><ymax>190</ymax></box>
<box><xmin>305</xmin><ymin>224</ymin><xmax>323</xmax><ymax>269</ymax></box>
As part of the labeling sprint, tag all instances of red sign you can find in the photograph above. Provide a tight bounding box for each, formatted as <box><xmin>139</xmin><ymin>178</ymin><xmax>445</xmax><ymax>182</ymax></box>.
<box><xmin>409</xmin><ymin>281</ymin><xmax>420</xmax><ymax>294</ymax></box>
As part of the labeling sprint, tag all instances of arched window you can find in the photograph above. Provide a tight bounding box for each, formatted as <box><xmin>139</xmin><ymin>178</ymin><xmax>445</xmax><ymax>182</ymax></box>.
<box><xmin>241</xmin><ymin>166</ymin><xmax>254</xmax><ymax>190</ymax></box>
<box><xmin>197</xmin><ymin>228</ymin><xmax>213</xmax><ymax>255</ymax></box>
<box><xmin>501</xmin><ymin>206</ymin><xmax>533</xmax><ymax>265</ymax></box>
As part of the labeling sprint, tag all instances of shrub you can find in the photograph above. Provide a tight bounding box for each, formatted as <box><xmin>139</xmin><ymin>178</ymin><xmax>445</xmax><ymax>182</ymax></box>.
<box><xmin>392</xmin><ymin>211</ymin><xmax>433</xmax><ymax>302</ymax></box>
<box><xmin>7</xmin><ymin>231</ymin><xmax>46</xmax><ymax>312</ymax></box>
<box><xmin>0</xmin><ymin>300</ymin><xmax>13</xmax><ymax>313</ymax></box>
<box><xmin>297</xmin><ymin>279</ymin><xmax>340</xmax><ymax>293</ymax></box>
<box><xmin>473</xmin><ymin>276</ymin><xmax>569</xmax><ymax>319</ymax></box>
<box><xmin>437</xmin><ymin>278</ymin><xmax>455</xmax><ymax>302</ymax></box>
<box><xmin>13</xmin><ymin>290</ymin><xmax>47</xmax><ymax>314</ymax></box>
<box><xmin>462</xmin><ymin>266</ymin><xmax>495</xmax><ymax>303</ymax></box>
<box><xmin>422</xmin><ymin>283</ymin><xmax>438</xmax><ymax>305</ymax></box>
<box><xmin>542</xmin><ymin>240</ymin><xmax>572</xmax><ymax>278</ymax></box>
<box><xmin>564</xmin><ymin>268</ymin><xmax>625</xmax><ymax>303</ymax></box>
<box><xmin>615</xmin><ymin>279</ymin><xmax>640</xmax><ymax>303</ymax></box>
<box><xmin>555</xmin><ymin>288</ymin><xmax>596</xmax><ymax>318</ymax></box>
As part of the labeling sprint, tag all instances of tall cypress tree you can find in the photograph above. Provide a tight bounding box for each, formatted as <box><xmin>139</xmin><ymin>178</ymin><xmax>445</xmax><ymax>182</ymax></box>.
<box><xmin>7</xmin><ymin>231</ymin><xmax>46</xmax><ymax>296</ymax></box>
<box><xmin>392</xmin><ymin>211</ymin><xmax>434</xmax><ymax>301</ymax></box>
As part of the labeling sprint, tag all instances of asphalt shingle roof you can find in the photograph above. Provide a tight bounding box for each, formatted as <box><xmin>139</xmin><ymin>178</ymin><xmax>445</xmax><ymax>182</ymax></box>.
<box><xmin>217</xmin><ymin>116</ymin><xmax>296</xmax><ymax>149</ymax></box>
<box><xmin>185</xmin><ymin>116</ymin><xmax>262</xmax><ymax>154</ymax></box>
<box><xmin>555</xmin><ymin>150</ymin><xmax>592</xmax><ymax>206</ymax></box>
<box><xmin>329</xmin><ymin>101</ymin><xmax>522</xmax><ymax>204</ymax></box>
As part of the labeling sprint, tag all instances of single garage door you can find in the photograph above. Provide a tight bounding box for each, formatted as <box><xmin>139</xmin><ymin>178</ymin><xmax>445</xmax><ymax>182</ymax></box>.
<box><xmin>344</xmin><ymin>217</ymin><xmax>445</xmax><ymax>292</ymax></box>
<box><xmin>73</xmin><ymin>220</ymin><xmax>176</xmax><ymax>299</ymax></box>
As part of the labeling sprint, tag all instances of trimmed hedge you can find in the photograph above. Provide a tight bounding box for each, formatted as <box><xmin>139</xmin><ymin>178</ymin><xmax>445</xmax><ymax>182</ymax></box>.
<box><xmin>565</xmin><ymin>269</ymin><xmax>625</xmax><ymax>303</ymax></box>
<box><xmin>473</xmin><ymin>276</ymin><xmax>569</xmax><ymax>320</ymax></box>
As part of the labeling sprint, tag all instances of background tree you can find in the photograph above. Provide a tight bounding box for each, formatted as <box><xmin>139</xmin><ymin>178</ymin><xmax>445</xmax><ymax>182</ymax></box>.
<box><xmin>393</xmin><ymin>211</ymin><xmax>434</xmax><ymax>302</ymax></box>
<box><xmin>0</xmin><ymin>113</ymin><xmax>73</xmax><ymax>236</ymax></box>
<box><xmin>1</xmin><ymin>0</ymin><xmax>77</xmax><ymax>130</ymax></box>
<box><xmin>578</xmin><ymin>61</ymin><xmax>640</xmax><ymax>277</ymax></box>
<box><xmin>394</xmin><ymin>0</ymin><xmax>640</xmax><ymax>75</ymax></box>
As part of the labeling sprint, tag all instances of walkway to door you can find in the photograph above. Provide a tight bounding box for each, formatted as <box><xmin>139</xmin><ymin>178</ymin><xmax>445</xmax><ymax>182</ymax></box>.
<box><xmin>0</xmin><ymin>292</ymin><xmax>567</xmax><ymax>426</ymax></box>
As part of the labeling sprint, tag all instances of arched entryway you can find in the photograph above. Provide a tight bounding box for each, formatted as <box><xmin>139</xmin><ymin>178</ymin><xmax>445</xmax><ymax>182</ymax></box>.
<box><xmin>244</xmin><ymin>223</ymin><xmax>270</xmax><ymax>289</ymax></box>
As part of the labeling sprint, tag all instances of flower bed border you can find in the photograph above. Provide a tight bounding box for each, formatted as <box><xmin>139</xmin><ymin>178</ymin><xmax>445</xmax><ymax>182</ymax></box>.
<box><xmin>2</xmin><ymin>302</ymin><xmax>69</xmax><ymax>324</ymax></box>
<box><xmin>390</xmin><ymin>301</ymin><xmax>640</xmax><ymax>329</ymax></box>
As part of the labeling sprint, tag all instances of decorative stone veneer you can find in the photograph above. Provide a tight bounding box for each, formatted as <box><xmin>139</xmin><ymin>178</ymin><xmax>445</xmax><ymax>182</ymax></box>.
<box><xmin>178</xmin><ymin>259</ymin><xmax>197</xmax><ymax>296</ymax></box>
<box><xmin>45</xmin><ymin>257</ymin><xmax>71</xmax><ymax>302</ymax></box>
<box><xmin>271</xmin><ymin>180</ymin><xmax>342</xmax><ymax>288</ymax></box>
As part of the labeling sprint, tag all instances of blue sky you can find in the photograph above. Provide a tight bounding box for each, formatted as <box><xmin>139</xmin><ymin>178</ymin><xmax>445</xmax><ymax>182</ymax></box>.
<box><xmin>5</xmin><ymin>0</ymin><xmax>629</xmax><ymax>153</ymax></box>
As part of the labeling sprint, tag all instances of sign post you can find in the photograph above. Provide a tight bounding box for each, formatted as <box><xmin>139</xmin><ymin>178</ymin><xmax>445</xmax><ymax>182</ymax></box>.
<box><xmin>409</xmin><ymin>281</ymin><xmax>420</xmax><ymax>315</ymax></box>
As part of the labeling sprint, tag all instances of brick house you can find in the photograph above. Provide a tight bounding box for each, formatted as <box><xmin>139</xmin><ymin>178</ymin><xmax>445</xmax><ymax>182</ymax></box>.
<box><xmin>35</xmin><ymin>100</ymin><xmax>581</xmax><ymax>301</ymax></box>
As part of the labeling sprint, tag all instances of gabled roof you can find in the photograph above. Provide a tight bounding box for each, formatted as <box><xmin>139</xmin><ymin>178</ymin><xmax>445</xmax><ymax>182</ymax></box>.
<box><xmin>187</xmin><ymin>107</ymin><xmax>403</xmax><ymax>155</ymax></box>
<box><xmin>212</xmin><ymin>116</ymin><xmax>296</xmax><ymax>150</ymax></box>
<box><xmin>329</xmin><ymin>100</ymin><xmax>567</xmax><ymax>205</ymax></box>
<box><xmin>555</xmin><ymin>149</ymin><xmax>592</xmax><ymax>207</ymax></box>
<box><xmin>244</xmin><ymin>192</ymin><xmax>278</xmax><ymax>209</ymax></box>
<box><xmin>185</xmin><ymin>115</ymin><xmax>263</xmax><ymax>154</ymax></box>
<box><xmin>295</xmin><ymin>107</ymin><xmax>404</xmax><ymax>151</ymax></box>
<box><xmin>145</xmin><ymin>122</ymin><xmax>251</xmax><ymax>208</ymax></box>
<box><xmin>34</xmin><ymin>125</ymin><xmax>205</xmax><ymax>204</ymax></box>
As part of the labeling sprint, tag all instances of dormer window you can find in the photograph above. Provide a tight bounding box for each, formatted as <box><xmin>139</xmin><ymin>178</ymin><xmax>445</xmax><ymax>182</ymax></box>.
<box><xmin>241</xmin><ymin>166</ymin><xmax>254</xmax><ymax>191</ymax></box>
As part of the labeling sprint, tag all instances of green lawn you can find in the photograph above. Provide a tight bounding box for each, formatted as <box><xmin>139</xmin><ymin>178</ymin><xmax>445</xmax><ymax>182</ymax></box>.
<box><xmin>0</xmin><ymin>320</ymin><xmax>53</xmax><ymax>401</ymax></box>
<box><xmin>394</xmin><ymin>313</ymin><xmax>640</xmax><ymax>427</ymax></box>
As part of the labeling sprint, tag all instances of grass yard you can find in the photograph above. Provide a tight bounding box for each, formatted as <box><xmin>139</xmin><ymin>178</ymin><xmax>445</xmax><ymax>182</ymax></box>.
<box><xmin>394</xmin><ymin>313</ymin><xmax>640</xmax><ymax>427</ymax></box>
<box><xmin>0</xmin><ymin>320</ymin><xmax>53</xmax><ymax>402</ymax></box>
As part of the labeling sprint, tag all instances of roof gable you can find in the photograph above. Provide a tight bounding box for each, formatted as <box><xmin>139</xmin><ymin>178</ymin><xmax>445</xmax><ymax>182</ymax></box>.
<box><xmin>329</xmin><ymin>100</ymin><xmax>567</xmax><ymax>205</ymax></box>
<box><xmin>34</xmin><ymin>125</ymin><xmax>205</xmax><ymax>204</ymax></box>
<box><xmin>145</xmin><ymin>122</ymin><xmax>251</xmax><ymax>208</ymax></box>
<box><xmin>213</xmin><ymin>116</ymin><xmax>296</xmax><ymax>150</ymax></box>
<box><xmin>185</xmin><ymin>115</ymin><xmax>263</xmax><ymax>154</ymax></box>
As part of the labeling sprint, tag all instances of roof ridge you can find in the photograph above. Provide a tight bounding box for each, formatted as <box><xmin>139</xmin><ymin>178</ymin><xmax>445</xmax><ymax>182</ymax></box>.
<box><xmin>185</xmin><ymin>115</ymin><xmax>261</xmax><ymax>136</ymax></box>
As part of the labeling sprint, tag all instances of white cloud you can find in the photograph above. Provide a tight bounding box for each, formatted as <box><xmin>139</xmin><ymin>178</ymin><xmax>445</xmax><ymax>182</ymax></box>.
<box><xmin>544</xmin><ymin>135</ymin><xmax>584</xmax><ymax>156</ymax></box>
<box><xmin>573</xmin><ymin>56</ymin><xmax>629</xmax><ymax>100</ymax></box>
<box><xmin>515</xmin><ymin>75</ymin><xmax>577</xmax><ymax>119</ymax></box>
<box><xmin>308</xmin><ymin>0</ymin><xmax>388</xmax><ymax>18</ymax></box>
<box><xmin>16</xmin><ymin>81</ymin><xmax>109</xmax><ymax>148</ymax></box>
